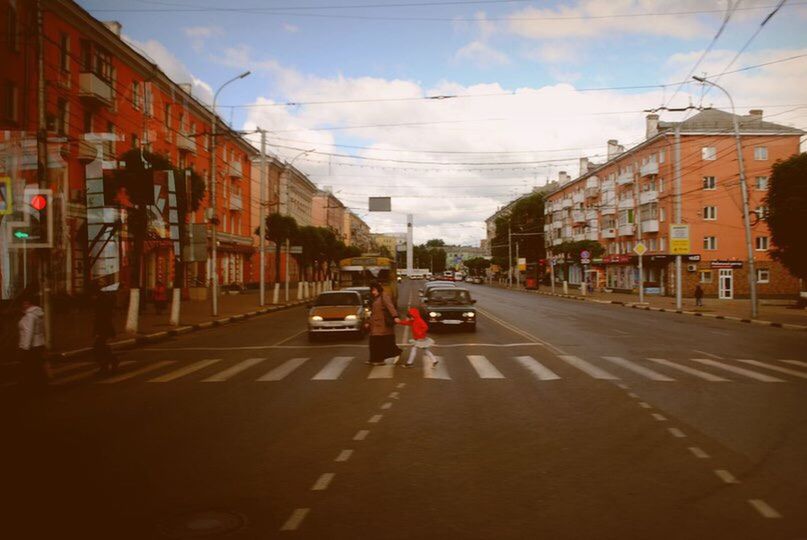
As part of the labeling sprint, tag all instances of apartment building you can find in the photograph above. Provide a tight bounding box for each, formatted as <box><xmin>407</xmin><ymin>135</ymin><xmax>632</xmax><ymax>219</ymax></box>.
<box><xmin>0</xmin><ymin>0</ymin><xmax>256</xmax><ymax>299</ymax></box>
<box><xmin>311</xmin><ymin>189</ymin><xmax>347</xmax><ymax>240</ymax></box>
<box><xmin>544</xmin><ymin>109</ymin><xmax>803</xmax><ymax>299</ymax></box>
<box><xmin>343</xmin><ymin>211</ymin><xmax>372</xmax><ymax>253</ymax></box>
<box><xmin>484</xmin><ymin>181</ymin><xmax>560</xmax><ymax>255</ymax></box>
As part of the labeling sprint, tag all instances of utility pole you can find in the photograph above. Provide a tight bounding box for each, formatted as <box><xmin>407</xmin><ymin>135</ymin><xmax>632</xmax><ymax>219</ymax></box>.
<box><xmin>693</xmin><ymin>76</ymin><xmax>757</xmax><ymax>318</ymax></box>
<box><xmin>515</xmin><ymin>240</ymin><xmax>520</xmax><ymax>289</ymax></box>
<box><xmin>674</xmin><ymin>124</ymin><xmax>683</xmax><ymax>310</ymax></box>
<box><xmin>35</xmin><ymin>0</ymin><xmax>52</xmax><ymax>348</ymax></box>
<box><xmin>259</xmin><ymin>129</ymin><xmax>267</xmax><ymax>306</ymax></box>
<box><xmin>634</xmin><ymin>171</ymin><xmax>644</xmax><ymax>304</ymax></box>
<box><xmin>406</xmin><ymin>214</ymin><xmax>414</xmax><ymax>276</ymax></box>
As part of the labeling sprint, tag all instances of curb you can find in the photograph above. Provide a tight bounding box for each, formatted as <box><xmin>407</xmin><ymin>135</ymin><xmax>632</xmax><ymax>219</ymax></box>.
<box><xmin>54</xmin><ymin>300</ymin><xmax>312</xmax><ymax>360</ymax></box>
<box><xmin>501</xmin><ymin>287</ymin><xmax>807</xmax><ymax>331</ymax></box>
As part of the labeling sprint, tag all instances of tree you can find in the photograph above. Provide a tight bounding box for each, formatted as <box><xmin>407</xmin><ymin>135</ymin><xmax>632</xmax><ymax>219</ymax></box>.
<box><xmin>261</xmin><ymin>213</ymin><xmax>298</xmax><ymax>284</ymax></box>
<box><xmin>295</xmin><ymin>226</ymin><xmax>324</xmax><ymax>281</ymax></box>
<box><xmin>425</xmin><ymin>238</ymin><xmax>445</xmax><ymax>247</ymax></box>
<box><xmin>765</xmin><ymin>153</ymin><xmax>807</xmax><ymax>280</ymax></box>
<box><xmin>491</xmin><ymin>192</ymin><xmax>546</xmax><ymax>271</ymax></box>
<box><xmin>465</xmin><ymin>257</ymin><xmax>491</xmax><ymax>276</ymax></box>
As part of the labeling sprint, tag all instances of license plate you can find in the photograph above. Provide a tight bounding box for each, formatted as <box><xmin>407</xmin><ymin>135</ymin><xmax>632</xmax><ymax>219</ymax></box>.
<box><xmin>442</xmin><ymin>320</ymin><xmax>462</xmax><ymax>325</ymax></box>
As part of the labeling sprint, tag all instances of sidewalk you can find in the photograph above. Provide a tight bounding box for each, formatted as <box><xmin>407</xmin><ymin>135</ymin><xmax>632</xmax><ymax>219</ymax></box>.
<box><xmin>487</xmin><ymin>280</ymin><xmax>807</xmax><ymax>329</ymax></box>
<box><xmin>51</xmin><ymin>283</ymin><xmax>316</xmax><ymax>355</ymax></box>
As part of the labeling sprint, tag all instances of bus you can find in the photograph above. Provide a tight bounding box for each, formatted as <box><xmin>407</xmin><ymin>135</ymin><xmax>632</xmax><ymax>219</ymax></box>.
<box><xmin>338</xmin><ymin>256</ymin><xmax>398</xmax><ymax>303</ymax></box>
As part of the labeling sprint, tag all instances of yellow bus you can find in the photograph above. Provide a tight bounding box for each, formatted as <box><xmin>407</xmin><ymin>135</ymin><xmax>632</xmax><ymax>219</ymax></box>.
<box><xmin>338</xmin><ymin>256</ymin><xmax>398</xmax><ymax>303</ymax></box>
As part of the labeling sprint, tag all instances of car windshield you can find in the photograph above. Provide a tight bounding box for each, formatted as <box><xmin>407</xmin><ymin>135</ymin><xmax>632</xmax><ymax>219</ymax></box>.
<box><xmin>346</xmin><ymin>289</ymin><xmax>372</xmax><ymax>304</ymax></box>
<box><xmin>428</xmin><ymin>289</ymin><xmax>471</xmax><ymax>303</ymax></box>
<box><xmin>315</xmin><ymin>293</ymin><xmax>360</xmax><ymax>306</ymax></box>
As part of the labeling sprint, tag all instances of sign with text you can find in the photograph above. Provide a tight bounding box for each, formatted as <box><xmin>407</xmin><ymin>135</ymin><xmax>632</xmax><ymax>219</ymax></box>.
<box><xmin>710</xmin><ymin>260</ymin><xmax>743</xmax><ymax>269</ymax></box>
<box><xmin>669</xmin><ymin>224</ymin><xmax>690</xmax><ymax>254</ymax></box>
<box><xmin>368</xmin><ymin>197</ymin><xmax>391</xmax><ymax>212</ymax></box>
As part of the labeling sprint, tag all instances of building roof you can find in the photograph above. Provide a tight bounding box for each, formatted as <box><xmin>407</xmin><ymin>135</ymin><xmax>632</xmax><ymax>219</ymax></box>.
<box><xmin>660</xmin><ymin>108</ymin><xmax>804</xmax><ymax>135</ymax></box>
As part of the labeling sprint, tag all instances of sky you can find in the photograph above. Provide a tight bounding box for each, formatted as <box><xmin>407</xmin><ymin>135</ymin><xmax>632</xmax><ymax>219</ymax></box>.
<box><xmin>79</xmin><ymin>0</ymin><xmax>807</xmax><ymax>246</ymax></box>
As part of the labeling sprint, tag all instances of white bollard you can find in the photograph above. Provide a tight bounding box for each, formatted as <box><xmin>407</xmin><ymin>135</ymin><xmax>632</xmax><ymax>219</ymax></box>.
<box><xmin>304</xmin><ymin>281</ymin><xmax>309</xmax><ymax>298</ymax></box>
<box><xmin>125</xmin><ymin>288</ymin><xmax>140</xmax><ymax>334</ymax></box>
<box><xmin>580</xmin><ymin>281</ymin><xmax>587</xmax><ymax>296</ymax></box>
<box><xmin>296</xmin><ymin>283</ymin><xmax>302</xmax><ymax>300</ymax></box>
<box><xmin>272</xmin><ymin>283</ymin><xmax>280</xmax><ymax>304</ymax></box>
<box><xmin>563</xmin><ymin>281</ymin><xmax>568</xmax><ymax>295</ymax></box>
<box><xmin>170</xmin><ymin>288</ymin><xmax>181</xmax><ymax>326</ymax></box>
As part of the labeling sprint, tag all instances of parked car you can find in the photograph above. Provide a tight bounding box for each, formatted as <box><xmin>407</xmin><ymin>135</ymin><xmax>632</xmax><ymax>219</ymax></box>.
<box><xmin>421</xmin><ymin>287</ymin><xmax>477</xmax><ymax>332</ymax></box>
<box><xmin>307</xmin><ymin>291</ymin><xmax>366</xmax><ymax>341</ymax></box>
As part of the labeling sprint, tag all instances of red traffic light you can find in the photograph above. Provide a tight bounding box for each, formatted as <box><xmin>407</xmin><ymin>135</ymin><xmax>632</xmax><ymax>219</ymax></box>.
<box><xmin>30</xmin><ymin>194</ymin><xmax>47</xmax><ymax>211</ymax></box>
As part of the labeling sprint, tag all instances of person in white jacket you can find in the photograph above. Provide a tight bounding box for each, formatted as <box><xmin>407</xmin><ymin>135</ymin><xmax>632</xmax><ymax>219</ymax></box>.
<box><xmin>18</xmin><ymin>293</ymin><xmax>48</xmax><ymax>388</ymax></box>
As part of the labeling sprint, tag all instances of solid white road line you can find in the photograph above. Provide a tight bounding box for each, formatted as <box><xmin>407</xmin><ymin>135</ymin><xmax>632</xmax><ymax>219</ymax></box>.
<box><xmin>257</xmin><ymin>357</ymin><xmax>308</xmax><ymax>381</ymax></box>
<box><xmin>602</xmin><ymin>356</ymin><xmax>675</xmax><ymax>381</ymax></box>
<box><xmin>735</xmin><ymin>359</ymin><xmax>807</xmax><ymax>380</ymax></box>
<box><xmin>367</xmin><ymin>364</ymin><xmax>395</xmax><ymax>379</ymax></box>
<box><xmin>748</xmin><ymin>499</ymin><xmax>782</xmax><ymax>519</ymax></box>
<box><xmin>714</xmin><ymin>469</ymin><xmax>739</xmax><ymax>484</ymax></box>
<box><xmin>689</xmin><ymin>358</ymin><xmax>785</xmax><ymax>383</ymax></box>
<box><xmin>335</xmin><ymin>450</ymin><xmax>353</xmax><ymax>462</ymax></box>
<box><xmin>148</xmin><ymin>359</ymin><xmax>222</xmax><ymax>382</ymax></box>
<box><xmin>423</xmin><ymin>357</ymin><xmax>450</xmax><ymax>380</ymax></box>
<box><xmin>688</xmin><ymin>447</ymin><xmax>710</xmax><ymax>459</ymax></box>
<box><xmin>353</xmin><ymin>430</ymin><xmax>369</xmax><ymax>441</ymax></box>
<box><xmin>368</xmin><ymin>414</ymin><xmax>383</xmax><ymax>423</ymax></box>
<box><xmin>311</xmin><ymin>473</ymin><xmax>335</xmax><ymax>491</ymax></box>
<box><xmin>668</xmin><ymin>427</ymin><xmax>687</xmax><ymax>438</ymax></box>
<box><xmin>201</xmin><ymin>357</ymin><xmax>267</xmax><ymax>382</ymax></box>
<box><xmin>272</xmin><ymin>329</ymin><xmax>307</xmax><ymax>346</ymax></box>
<box><xmin>99</xmin><ymin>361</ymin><xmax>175</xmax><ymax>384</ymax></box>
<box><xmin>652</xmin><ymin>413</ymin><xmax>668</xmax><ymax>422</ymax></box>
<box><xmin>559</xmin><ymin>355</ymin><xmax>619</xmax><ymax>380</ymax></box>
<box><xmin>311</xmin><ymin>356</ymin><xmax>353</xmax><ymax>380</ymax></box>
<box><xmin>779</xmin><ymin>359</ymin><xmax>807</xmax><ymax>368</ymax></box>
<box><xmin>467</xmin><ymin>355</ymin><xmax>505</xmax><ymax>379</ymax></box>
<box><xmin>280</xmin><ymin>508</ymin><xmax>310</xmax><ymax>531</ymax></box>
<box><xmin>513</xmin><ymin>356</ymin><xmax>561</xmax><ymax>381</ymax></box>
<box><xmin>646</xmin><ymin>357</ymin><xmax>730</xmax><ymax>382</ymax></box>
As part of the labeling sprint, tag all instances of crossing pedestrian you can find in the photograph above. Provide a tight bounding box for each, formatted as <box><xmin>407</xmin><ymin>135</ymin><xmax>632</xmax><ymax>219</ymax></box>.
<box><xmin>17</xmin><ymin>290</ymin><xmax>48</xmax><ymax>389</ymax></box>
<box><xmin>91</xmin><ymin>282</ymin><xmax>118</xmax><ymax>374</ymax></box>
<box><xmin>694</xmin><ymin>284</ymin><xmax>704</xmax><ymax>307</ymax></box>
<box><xmin>397</xmin><ymin>307</ymin><xmax>438</xmax><ymax>368</ymax></box>
<box><xmin>365</xmin><ymin>281</ymin><xmax>401</xmax><ymax>366</ymax></box>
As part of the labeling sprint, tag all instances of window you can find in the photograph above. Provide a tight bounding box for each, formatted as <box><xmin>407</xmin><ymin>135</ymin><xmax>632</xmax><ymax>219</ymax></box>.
<box><xmin>105</xmin><ymin>121</ymin><xmax>115</xmax><ymax>159</ymax></box>
<box><xmin>2</xmin><ymin>81</ymin><xmax>18</xmax><ymax>122</ymax></box>
<box><xmin>658</xmin><ymin>178</ymin><xmax>664</xmax><ymax>192</ymax></box>
<box><xmin>702</xmin><ymin>176</ymin><xmax>716</xmax><ymax>190</ymax></box>
<box><xmin>658</xmin><ymin>150</ymin><xmax>665</xmax><ymax>163</ymax></box>
<box><xmin>131</xmin><ymin>133</ymin><xmax>139</xmax><ymax>149</ymax></box>
<box><xmin>703</xmin><ymin>236</ymin><xmax>717</xmax><ymax>250</ymax></box>
<box><xmin>755</xmin><ymin>206</ymin><xmax>768</xmax><ymax>221</ymax></box>
<box><xmin>659</xmin><ymin>208</ymin><xmax>665</xmax><ymax>222</ymax></box>
<box><xmin>755</xmin><ymin>176</ymin><xmax>768</xmax><ymax>190</ymax></box>
<box><xmin>60</xmin><ymin>34</ymin><xmax>70</xmax><ymax>71</ymax></box>
<box><xmin>659</xmin><ymin>237</ymin><xmax>666</xmax><ymax>251</ymax></box>
<box><xmin>164</xmin><ymin>103</ymin><xmax>171</xmax><ymax>129</ymax></box>
<box><xmin>703</xmin><ymin>206</ymin><xmax>717</xmax><ymax>220</ymax></box>
<box><xmin>756</xmin><ymin>269</ymin><xmax>770</xmax><ymax>283</ymax></box>
<box><xmin>8</xmin><ymin>6</ymin><xmax>19</xmax><ymax>52</ymax></box>
<box><xmin>754</xmin><ymin>146</ymin><xmax>768</xmax><ymax>160</ymax></box>
<box><xmin>83</xmin><ymin>111</ymin><xmax>93</xmax><ymax>133</ymax></box>
<box><xmin>702</xmin><ymin>147</ymin><xmax>717</xmax><ymax>160</ymax></box>
<box><xmin>700</xmin><ymin>270</ymin><xmax>712</xmax><ymax>284</ymax></box>
<box><xmin>755</xmin><ymin>236</ymin><xmax>769</xmax><ymax>251</ymax></box>
<box><xmin>56</xmin><ymin>99</ymin><xmax>68</xmax><ymax>135</ymax></box>
<box><xmin>132</xmin><ymin>81</ymin><xmax>141</xmax><ymax>110</ymax></box>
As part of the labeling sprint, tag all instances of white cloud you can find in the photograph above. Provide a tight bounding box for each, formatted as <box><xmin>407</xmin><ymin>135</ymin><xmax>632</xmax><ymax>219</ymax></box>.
<box><xmin>525</xmin><ymin>43</ymin><xmax>582</xmax><ymax>64</ymax></box>
<box><xmin>454</xmin><ymin>41</ymin><xmax>511</xmax><ymax>68</ymax></box>
<box><xmin>183</xmin><ymin>26</ymin><xmax>223</xmax><ymax>53</ymax></box>
<box><xmin>123</xmin><ymin>36</ymin><xmax>214</xmax><ymax>104</ymax></box>
<box><xmin>283</xmin><ymin>22</ymin><xmax>300</xmax><ymax>33</ymax></box>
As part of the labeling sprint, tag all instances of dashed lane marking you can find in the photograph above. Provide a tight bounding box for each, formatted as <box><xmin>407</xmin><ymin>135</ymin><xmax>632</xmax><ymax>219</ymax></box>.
<box><xmin>396</xmin><ymin>383</ymin><xmax>406</xmax><ymax>388</ymax></box>
<box><xmin>257</xmin><ymin>357</ymin><xmax>308</xmax><ymax>381</ymax></box>
<box><xmin>513</xmin><ymin>356</ymin><xmax>561</xmax><ymax>381</ymax></box>
<box><xmin>353</xmin><ymin>430</ymin><xmax>369</xmax><ymax>441</ymax></box>
<box><xmin>688</xmin><ymin>447</ymin><xmax>710</xmax><ymax>459</ymax></box>
<box><xmin>668</xmin><ymin>427</ymin><xmax>687</xmax><ymax>438</ymax></box>
<box><xmin>311</xmin><ymin>473</ymin><xmax>335</xmax><ymax>491</ymax></box>
<box><xmin>748</xmin><ymin>499</ymin><xmax>782</xmax><ymax>519</ymax></box>
<box><xmin>467</xmin><ymin>355</ymin><xmax>505</xmax><ymax>379</ymax></box>
<box><xmin>148</xmin><ymin>358</ymin><xmax>222</xmax><ymax>382</ymax></box>
<box><xmin>652</xmin><ymin>413</ymin><xmax>668</xmax><ymax>422</ymax></box>
<box><xmin>638</xmin><ymin>401</ymin><xmax>652</xmax><ymax>409</ymax></box>
<box><xmin>99</xmin><ymin>361</ymin><xmax>175</xmax><ymax>384</ymax></box>
<box><xmin>335</xmin><ymin>450</ymin><xmax>353</xmax><ymax>462</ymax></box>
<box><xmin>311</xmin><ymin>357</ymin><xmax>353</xmax><ymax>380</ymax></box>
<box><xmin>602</xmin><ymin>356</ymin><xmax>675</xmax><ymax>381</ymax></box>
<box><xmin>388</xmin><ymin>391</ymin><xmax>400</xmax><ymax>399</ymax></box>
<box><xmin>558</xmin><ymin>355</ymin><xmax>619</xmax><ymax>380</ymax></box>
<box><xmin>646</xmin><ymin>357</ymin><xmax>730</xmax><ymax>382</ymax></box>
<box><xmin>280</xmin><ymin>508</ymin><xmax>310</xmax><ymax>531</ymax></box>
<box><xmin>368</xmin><ymin>414</ymin><xmax>383</xmax><ymax>424</ymax></box>
<box><xmin>201</xmin><ymin>357</ymin><xmax>267</xmax><ymax>382</ymax></box>
<box><xmin>381</xmin><ymin>402</ymin><xmax>392</xmax><ymax>410</ymax></box>
<box><xmin>627</xmin><ymin>392</ymin><xmax>639</xmax><ymax>398</ymax></box>
<box><xmin>690</xmin><ymin>358</ymin><xmax>785</xmax><ymax>383</ymax></box>
<box><xmin>714</xmin><ymin>469</ymin><xmax>739</xmax><ymax>484</ymax></box>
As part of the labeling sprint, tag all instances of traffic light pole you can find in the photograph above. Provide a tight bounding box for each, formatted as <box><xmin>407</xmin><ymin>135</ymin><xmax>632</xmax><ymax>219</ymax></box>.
<box><xmin>36</xmin><ymin>0</ymin><xmax>52</xmax><ymax>348</ymax></box>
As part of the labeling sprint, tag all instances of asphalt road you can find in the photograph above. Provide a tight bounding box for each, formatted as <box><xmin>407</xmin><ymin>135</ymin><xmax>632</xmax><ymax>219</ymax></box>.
<box><xmin>2</xmin><ymin>280</ymin><xmax>806</xmax><ymax>539</ymax></box>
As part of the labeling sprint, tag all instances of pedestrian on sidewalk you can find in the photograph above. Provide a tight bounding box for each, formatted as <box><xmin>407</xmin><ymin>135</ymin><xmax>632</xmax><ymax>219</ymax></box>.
<box><xmin>153</xmin><ymin>280</ymin><xmax>168</xmax><ymax>315</ymax></box>
<box><xmin>17</xmin><ymin>290</ymin><xmax>48</xmax><ymax>389</ymax></box>
<box><xmin>397</xmin><ymin>308</ymin><xmax>438</xmax><ymax>368</ymax></box>
<box><xmin>91</xmin><ymin>283</ymin><xmax>118</xmax><ymax>374</ymax></box>
<box><xmin>365</xmin><ymin>281</ymin><xmax>401</xmax><ymax>366</ymax></box>
<box><xmin>694</xmin><ymin>284</ymin><xmax>704</xmax><ymax>307</ymax></box>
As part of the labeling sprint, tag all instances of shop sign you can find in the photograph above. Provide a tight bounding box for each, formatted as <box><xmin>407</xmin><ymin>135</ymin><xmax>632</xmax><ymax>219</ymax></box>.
<box><xmin>648</xmin><ymin>254</ymin><xmax>701</xmax><ymax>263</ymax></box>
<box><xmin>602</xmin><ymin>254</ymin><xmax>633</xmax><ymax>264</ymax></box>
<box><xmin>710</xmin><ymin>260</ymin><xmax>743</xmax><ymax>269</ymax></box>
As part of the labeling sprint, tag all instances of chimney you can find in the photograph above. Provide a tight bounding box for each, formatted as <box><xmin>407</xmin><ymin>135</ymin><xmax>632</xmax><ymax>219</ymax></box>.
<box><xmin>558</xmin><ymin>171</ymin><xmax>570</xmax><ymax>184</ymax></box>
<box><xmin>607</xmin><ymin>139</ymin><xmax>622</xmax><ymax>161</ymax></box>
<box><xmin>179</xmin><ymin>83</ymin><xmax>192</xmax><ymax>96</ymax></box>
<box><xmin>103</xmin><ymin>21</ymin><xmax>122</xmax><ymax>37</ymax></box>
<box><xmin>645</xmin><ymin>114</ymin><xmax>659</xmax><ymax>139</ymax></box>
<box><xmin>579</xmin><ymin>157</ymin><xmax>589</xmax><ymax>177</ymax></box>
<box><xmin>749</xmin><ymin>109</ymin><xmax>763</xmax><ymax>121</ymax></box>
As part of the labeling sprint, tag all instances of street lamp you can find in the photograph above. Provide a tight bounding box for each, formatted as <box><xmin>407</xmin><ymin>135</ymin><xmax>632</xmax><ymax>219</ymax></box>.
<box><xmin>692</xmin><ymin>75</ymin><xmax>757</xmax><ymax>318</ymax></box>
<box><xmin>279</xmin><ymin>149</ymin><xmax>314</xmax><ymax>302</ymax></box>
<box><xmin>209</xmin><ymin>70</ymin><xmax>251</xmax><ymax>316</ymax></box>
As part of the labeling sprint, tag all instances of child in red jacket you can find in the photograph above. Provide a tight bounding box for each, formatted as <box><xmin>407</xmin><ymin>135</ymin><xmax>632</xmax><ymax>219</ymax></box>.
<box><xmin>397</xmin><ymin>307</ymin><xmax>438</xmax><ymax>368</ymax></box>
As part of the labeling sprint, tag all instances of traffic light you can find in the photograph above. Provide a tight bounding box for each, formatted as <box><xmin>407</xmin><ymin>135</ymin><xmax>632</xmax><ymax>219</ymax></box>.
<box><xmin>6</xmin><ymin>188</ymin><xmax>53</xmax><ymax>248</ymax></box>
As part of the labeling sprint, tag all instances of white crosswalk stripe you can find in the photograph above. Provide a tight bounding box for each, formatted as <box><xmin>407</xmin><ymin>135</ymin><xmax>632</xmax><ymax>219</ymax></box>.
<box><xmin>558</xmin><ymin>355</ymin><xmax>619</xmax><ymax>380</ymax></box>
<box><xmin>601</xmin><ymin>356</ymin><xmax>675</xmax><ymax>381</ymax></box>
<box><xmin>778</xmin><ymin>359</ymin><xmax>807</xmax><ymax>369</ymax></box>
<box><xmin>645</xmin><ymin>358</ymin><xmax>729</xmax><ymax>382</ymax></box>
<box><xmin>367</xmin><ymin>364</ymin><xmax>395</xmax><ymax>379</ymax></box>
<box><xmin>51</xmin><ymin>367</ymin><xmax>102</xmax><ymax>385</ymax></box>
<box><xmin>467</xmin><ymin>355</ymin><xmax>505</xmax><ymax>379</ymax></box>
<box><xmin>149</xmin><ymin>359</ymin><xmax>222</xmax><ymax>382</ymax></box>
<box><xmin>312</xmin><ymin>356</ymin><xmax>353</xmax><ymax>380</ymax></box>
<box><xmin>513</xmin><ymin>356</ymin><xmax>561</xmax><ymax>381</ymax></box>
<box><xmin>735</xmin><ymin>359</ymin><xmax>807</xmax><ymax>380</ymax></box>
<box><xmin>100</xmin><ymin>361</ymin><xmax>176</xmax><ymax>384</ymax></box>
<box><xmin>423</xmin><ymin>357</ymin><xmax>450</xmax><ymax>380</ymax></box>
<box><xmin>689</xmin><ymin>358</ymin><xmax>785</xmax><ymax>383</ymax></box>
<box><xmin>202</xmin><ymin>357</ymin><xmax>268</xmax><ymax>382</ymax></box>
<box><xmin>257</xmin><ymin>358</ymin><xmax>308</xmax><ymax>381</ymax></box>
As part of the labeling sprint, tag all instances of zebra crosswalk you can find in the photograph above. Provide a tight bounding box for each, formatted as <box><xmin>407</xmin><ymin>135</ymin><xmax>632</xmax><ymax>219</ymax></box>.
<box><xmin>32</xmin><ymin>353</ymin><xmax>807</xmax><ymax>387</ymax></box>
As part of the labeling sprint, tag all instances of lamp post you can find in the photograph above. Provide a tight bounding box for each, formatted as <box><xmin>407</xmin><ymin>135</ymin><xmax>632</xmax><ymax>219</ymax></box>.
<box><xmin>693</xmin><ymin>76</ymin><xmax>757</xmax><ymax>318</ymax></box>
<box><xmin>209</xmin><ymin>70</ymin><xmax>250</xmax><ymax>316</ymax></box>
<box><xmin>280</xmin><ymin>149</ymin><xmax>313</xmax><ymax>302</ymax></box>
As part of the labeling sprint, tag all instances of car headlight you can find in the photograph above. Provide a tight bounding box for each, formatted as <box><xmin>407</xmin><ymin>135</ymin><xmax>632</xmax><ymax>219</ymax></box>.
<box><xmin>429</xmin><ymin>312</ymin><xmax>441</xmax><ymax>318</ymax></box>
<box><xmin>310</xmin><ymin>315</ymin><xmax>323</xmax><ymax>321</ymax></box>
<box><xmin>463</xmin><ymin>312</ymin><xmax>475</xmax><ymax>318</ymax></box>
<box><xmin>345</xmin><ymin>314</ymin><xmax>357</xmax><ymax>321</ymax></box>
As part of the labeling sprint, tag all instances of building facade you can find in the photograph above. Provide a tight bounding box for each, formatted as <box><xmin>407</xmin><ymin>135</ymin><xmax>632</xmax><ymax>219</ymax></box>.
<box><xmin>543</xmin><ymin>109</ymin><xmax>803</xmax><ymax>299</ymax></box>
<box><xmin>311</xmin><ymin>189</ymin><xmax>346</xmax><ymax>240</ymax></box>
<box><xmin>344</xmin><ymin>211</ymin><xmax>371</xmax><ymax>252</ymax></box>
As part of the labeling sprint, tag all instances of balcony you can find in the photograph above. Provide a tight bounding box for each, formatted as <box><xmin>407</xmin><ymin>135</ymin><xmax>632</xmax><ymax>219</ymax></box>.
<box><xmin>640</xmin><ymin>161</ymin><xmax>659</xmax><ymax>177</ymax></box>
<box><xmin>639</xmin><ymin>190</ymin><xmax>658</xmax><ymax>205</ymax></box>
<box><xmin>572</xmin><ymin>191</ymin><xmax>584</xmax><ymax>204</ymax></box>
<box><xmin>601</xmin><ymin>228</ymin><xmax>616</xmax><ymax>239</ymax></box>
<box><xmin>561</xmin><ymin>227</ymin><xmax>573</xmax><ymax>238</ymax></box>
<box><xmin>552</xmin><ymin>221</ymin><xmax>563</xmax><ymax>230</ymax></box>
<box><xmin>601</xmin><ymin>206</ymin><xmax>616</xmax><ymax>216</ymax></box>
<box><xmin>601</xmin><ymin>180</ymin><xmax>615</xmax><ymax>191</ymax></box>
<box><xmin>585</xmin><ymin>187</ymin><xmax>599</xmax><ymax>198</ymax></box>
<box><xmin>617</xmin><ymin>172</ymin><xmax>633</xmax><ymax>186</ymax></box>
<box><xmin>552</xmin><ymin>238</ymin><xmax>562</xmax><ymax>246</ymax></box>
<box><xmin>586</xmin><ymin>231</ymin><xmax>599</xmax><ymax>241</ymax></box>
<box><xmin>79</xmin><ymin>72</ymin><xmax>113</xmax><ymax>106</ymax></box>
<box><xmin>228</xmin><ymin>160</ymin><xmax>243</xmax><ymax>178</ymax></box>
<box><xmin>229</xmin><ymin>192</ymin><xmax>243</xmax><ymax>211</ymax></box>
<box><xmin>618</xmin><ymin>197</ymin><xmax>635</xmax><ymax>210</ymax></box>
<box><xmin>573</xmin><ymin>233</ymin><xmax>586</xmax><ymax>242</ymax></box>
<box><xmin>641</xmin><ymin>219</ymin><xmax>659</xmax><ymax>233</ymax></box>
<box><xmin>177</xmin><ymin>132</ymin><xmax>196</xmax><ymax>153</ymax></box>
<box><xmin>572</xmin><ymin>210</ymin><xmax>586</xmax><ymax>223</ymax></box>
<box><xmin>585</xmin><ymin>176</ymin><xmax>599</xmax><ymax>189</ymax></box>
<box><xmin>585</xmin><ymin>209</ymin><xmax>598</xmax><ymax>221</ymax></box>
<box><xmin>618</xmin><ymin>224</ymin><xmax>635</xmax><ymax>236</ymax></box>
<box><xmin>561</xmin><ymin>198</ymin><xmax>573</xmax><ymax>209</ymax></box>
<box><xmin>543</xmin><ymin>224</ymin><xmax>551</xmax><ymax>232</ymax></box>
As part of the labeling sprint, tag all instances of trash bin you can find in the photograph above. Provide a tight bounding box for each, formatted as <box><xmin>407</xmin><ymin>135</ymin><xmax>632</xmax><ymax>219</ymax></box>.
<box><xmin>525</xmin><ymin>277</ymin><xmax>537</xmax><ymax>290</ymax></box>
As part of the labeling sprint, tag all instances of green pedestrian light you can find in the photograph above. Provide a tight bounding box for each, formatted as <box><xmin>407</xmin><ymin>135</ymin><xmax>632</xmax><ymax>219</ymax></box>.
<box><xmin>14</xmin><ymin>231</ymin><xmax>30</xmax><ymax>239</ymax></box>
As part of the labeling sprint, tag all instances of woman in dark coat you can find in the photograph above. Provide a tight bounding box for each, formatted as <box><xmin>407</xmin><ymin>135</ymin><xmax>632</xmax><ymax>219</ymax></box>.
<box><xmin>366</xmin><ymin>282</ymin><xmax>401</xmax><ymax>365</ymax></box>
